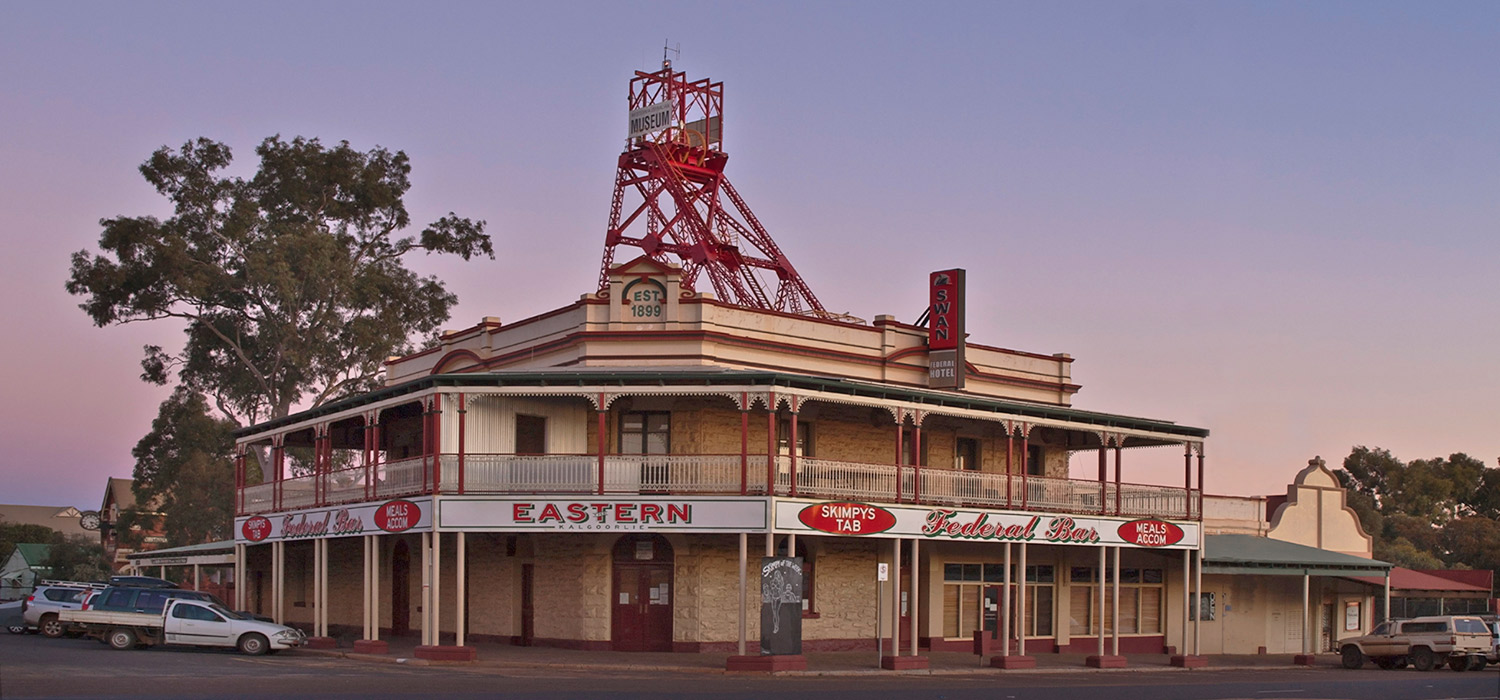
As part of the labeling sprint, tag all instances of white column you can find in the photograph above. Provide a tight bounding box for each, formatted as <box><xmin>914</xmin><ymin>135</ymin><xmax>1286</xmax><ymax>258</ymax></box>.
<box><xmin>1193</xmin><ymin>545</ymin><xmax>1202</xmax><ymax>656</ymax></box>
<box><xmin>909</xmin><ymin>538</ymin><xmax>919</xmax><ymax>657</ymax></box>
<box><xmin>1301</xmin><ymin>573</ymin><xmax>1310</xmax><ymax>655</ymax></box>
<box><xmin>433</xmin><ymin>531</ymin><xmax>443</xmax><ymax>647</ymax></box>
<box><xmin>1017</xmin><ymin>543</ymin><xmax>1027</xmax><ymax>657</ymax></box>
<box><xmin>234</xmin><ymin>544</ymin><xmax>245</xmax><ymax>610</ymax></box>
<box><xmin>421</xmin><ymin>532</ymin><xmax>431</xmax><ymax>646</ymax></box>
<box><xmin>1111</xmin><ymin>546</ymin><xmax>1120</xmax><ymax>657</ymax></box>
<box><xmin>1181</xmin><ymin>548</ymin><xmax>1190</xmax><ymax>657</ymax></box>
<box><xmin>890</xmin><ymin>538</ymin><xmax>900</xmax><ymax>657</ymax></box>
<box><xmin>362</xmin><ymin>536</ymin><xmax>371</xmax><ymax>640</ymax></box>
<box><xmin>273</xmin><ymin>541</ymin><xmax>284</xmax><ymax>625</ymax></box>
<box><xmin>1000</xmin><ymin>543</ymin><xmax>1011</xmax><ymax>657</ymax></box>
<box><xmin>324</xmin><ymin>539</ymin><xmax>332</xmax><ymax>637</ymax></box>
<box><xmin>1096</xmin><ymin>546</ymin><xmax>1106</xmax><ymax>654</ymax></box>
<box><xmin>193</xmin><ymin>563</ymin><xmax>200</xmax><ymax>592</ymax></box>
<box><xmin>738</xmin><ymin>533</ymin><xmax>747</xmax><ymax>656</ymax></box>
<box><xmin>314</xmin><ymin>539</ymin><xmax>323</xmax><ymax>637</ymax></box>
<box><xmin>456</xmin><ymin>532</ymin><xmax>466</xmax><ymax>648</ymax></box>
<box><xmin>371</xmin><ymin>535</ymin><xmax>380</xmax><ymax>641</ymax></box>
<box><xmin>1383</xmin><ymin>570</ymin><xmax>1391</xmax><ymax>622</ymax></box>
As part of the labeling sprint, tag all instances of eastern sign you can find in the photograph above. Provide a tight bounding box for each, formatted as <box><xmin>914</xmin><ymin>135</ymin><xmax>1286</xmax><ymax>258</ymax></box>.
<box><xmin>1116</xmin><ymin>519</ymin><xmax>1186</xmax><ymax>547</ymax></box>
<box><xmin>797</xmin><ymin>502</ymin><xmax>896</xmax><ymax>535</ymax></box>
<box><xmin>628</xmin><ymin>100</ymin><xmax>674</xmax><ymax>139</ymax></box>
<box><xmin>233</xmin><ymin>498</ymin><xmax>432</xmax><ymax>544</ymax></box>
<box><xmin>928</xmin><ymin>269</ymin><xmax>966</xmax><ymax>389</ymax></box>
<box><xmin>437</xmin><ymin>497</ymin><xmax>768</xmax><ymax>532</ymax></box>
<box><xmin>775</xmin><ymin>499</ymin><xmax>1199</xmax><ymax>550</ymax></box>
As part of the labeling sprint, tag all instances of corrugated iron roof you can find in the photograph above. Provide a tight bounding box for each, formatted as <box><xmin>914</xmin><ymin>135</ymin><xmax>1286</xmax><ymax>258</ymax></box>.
<box><xmin>1204</xmin><ymin>534</ymin><xmax>1391</xmax><ymax>576</ymax></box>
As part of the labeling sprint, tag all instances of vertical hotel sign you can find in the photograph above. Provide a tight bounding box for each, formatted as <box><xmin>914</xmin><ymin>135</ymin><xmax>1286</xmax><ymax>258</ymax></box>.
<box><xmin>928</xmin><ymin>269</ymin><xmax>966</xmax><ymax>389</ymax></box>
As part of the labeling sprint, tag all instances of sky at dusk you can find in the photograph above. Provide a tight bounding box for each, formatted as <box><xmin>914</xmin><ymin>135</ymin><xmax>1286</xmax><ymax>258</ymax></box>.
<box><xmin>2</xmin><ymin>1</ymin><xmax>1496</xmax><ymax>509</ymax></box>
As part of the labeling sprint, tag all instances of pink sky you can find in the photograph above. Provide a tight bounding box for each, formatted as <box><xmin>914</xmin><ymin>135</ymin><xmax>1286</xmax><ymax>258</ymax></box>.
<box><xmin>2</xmin><ymin>2</ymin><xmax>1496</xmax><ymax>509</ymax></box>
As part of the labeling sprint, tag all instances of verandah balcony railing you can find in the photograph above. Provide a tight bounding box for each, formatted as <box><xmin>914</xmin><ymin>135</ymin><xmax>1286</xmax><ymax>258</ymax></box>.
<box><xmin>238</xmin><ymin>453</ymin><xmax>1202</xmax><ymax>522</ymax></box>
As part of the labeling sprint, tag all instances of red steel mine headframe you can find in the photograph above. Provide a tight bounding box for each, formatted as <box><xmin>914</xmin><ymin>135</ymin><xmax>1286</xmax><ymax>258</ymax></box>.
<box><xmin>597</xmin><ymin>62</ymin><xmax>828</xmax><ymax>317</ymax></box>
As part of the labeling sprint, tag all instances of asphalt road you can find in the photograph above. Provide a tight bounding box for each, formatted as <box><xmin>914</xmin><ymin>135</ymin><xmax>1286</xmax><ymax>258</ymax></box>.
<box><xmin>3</xmin><ymin>630</ymin><xmax>1499</xmax><ymax>700</ymax></box>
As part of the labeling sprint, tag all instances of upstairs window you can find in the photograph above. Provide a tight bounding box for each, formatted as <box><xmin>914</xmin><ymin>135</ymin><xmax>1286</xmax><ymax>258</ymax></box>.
<box><xmin>620</xmin><ymin>412</ymin><xmax>670</xmax><ymax>454</ymax></box>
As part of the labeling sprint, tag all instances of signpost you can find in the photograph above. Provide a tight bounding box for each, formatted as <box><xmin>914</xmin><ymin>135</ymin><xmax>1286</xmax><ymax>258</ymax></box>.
<box><xmin>876</xmin><ymin>562</ymin><xmax>888</xmax><ymax>663</ymax></box>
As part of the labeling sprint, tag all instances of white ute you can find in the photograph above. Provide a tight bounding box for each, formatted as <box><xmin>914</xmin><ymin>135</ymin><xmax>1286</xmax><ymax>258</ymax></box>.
<box><xmin>60</xmin><ymin>598</ymin><xmax>305</xmax><ymax>655</ymax></box>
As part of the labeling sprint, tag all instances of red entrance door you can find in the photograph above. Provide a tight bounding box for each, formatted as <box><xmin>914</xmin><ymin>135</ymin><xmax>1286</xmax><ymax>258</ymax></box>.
<box><xmin>610</xmin><ymin>535</ymin><xmax>674</xmax><ymax>652</ymax></box>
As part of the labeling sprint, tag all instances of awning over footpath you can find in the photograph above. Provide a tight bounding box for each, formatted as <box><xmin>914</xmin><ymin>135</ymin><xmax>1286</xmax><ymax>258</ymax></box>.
<box><xmin>1204</xmin><ymin>534</ymin><xmax>1392</xmax><ymax>577</ymax></box>
<box><xmin>126</xmin><ymin>540</ymin><xmax>235</xmax><ymax>567</ymax></box>
<box><xmin>1346</xmin><ymin>568</ymin><xmax>1491</xmax><ymax>594</ymax></box>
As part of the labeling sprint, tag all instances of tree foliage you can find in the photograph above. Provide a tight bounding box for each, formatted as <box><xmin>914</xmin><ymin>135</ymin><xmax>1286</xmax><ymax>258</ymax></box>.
<box><xmin>1334</xmin><ymin>446</ymin><xmax>1500</xmax><ymax>579</ymax></box>
<box><xmin>129</xmin><ymin>387</ymin><xmax>238</xmax><ymax>546</ymax></box>
<box><xmin>67</xmin><ymin>136</ymin><xmax>492</xmax><ymax>425</ymax></box>
<box><xmin>42</xmin><ymin>537</ymin><xmax>112</xmax><ymax>583</ymax></box>
<box><xmin>66</xmin><ymin>136</ymin><xmax>491</xmax><ymax>545</ymax></box>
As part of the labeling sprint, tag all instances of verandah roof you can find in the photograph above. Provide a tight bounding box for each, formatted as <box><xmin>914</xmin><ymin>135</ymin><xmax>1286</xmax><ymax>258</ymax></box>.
<box><xmin>1204</xmin><ymin>534</ymin><xmax>1392</xmax><ymax>577</ymax></box>
<box><xmin>237</xmin><ymin>368</ymin><xmax>1211</xmax><ymax>441</ymax></box>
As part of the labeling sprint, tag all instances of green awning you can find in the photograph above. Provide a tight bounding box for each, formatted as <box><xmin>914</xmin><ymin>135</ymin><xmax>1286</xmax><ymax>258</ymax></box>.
<box><xmin>1203</xmin><ymin>534</ymin><xmax>1392</xmax><ymax>577</ymax></box>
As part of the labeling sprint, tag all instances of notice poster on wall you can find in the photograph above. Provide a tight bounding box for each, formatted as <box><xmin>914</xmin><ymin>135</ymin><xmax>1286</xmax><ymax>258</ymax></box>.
<box><xmin>760</xmin><ymin>557</ymin><xmax>803</xmax><ymax>656</ymax></box>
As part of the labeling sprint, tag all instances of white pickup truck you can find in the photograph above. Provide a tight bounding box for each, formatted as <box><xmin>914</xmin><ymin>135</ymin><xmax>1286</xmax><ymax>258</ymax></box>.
<box><xmin>60</xmin><ymin>599</ymin><xmax>306</xmax><ymax>655</ymax></box>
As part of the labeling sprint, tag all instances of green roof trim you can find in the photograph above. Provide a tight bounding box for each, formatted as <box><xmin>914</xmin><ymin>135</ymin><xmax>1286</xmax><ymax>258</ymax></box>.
<box><xmin>124</xmin><ymin>540</ymin><xmax>235</xmax><ymax>560</ymax></box>
<box><xmin>237</xmin><ymin>369</ymin><xmax>1210</xmax><ymax>440</ymax></box>
<box><xmin>1203</xmin><ymin>534</ymin><xmax>1391</xmax><ymax>576</ymax></box>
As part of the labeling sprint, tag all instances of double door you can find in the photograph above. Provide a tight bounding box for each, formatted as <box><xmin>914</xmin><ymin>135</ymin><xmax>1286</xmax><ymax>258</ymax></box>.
<box><xmin>611</xmin><ymin>563</ymin><xmax>673</xmax><ymax>651</ymax></box>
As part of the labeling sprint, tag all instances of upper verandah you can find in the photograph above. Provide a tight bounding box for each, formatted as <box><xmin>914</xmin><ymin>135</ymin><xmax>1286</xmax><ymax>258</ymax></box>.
<box><xmin>385</xmin><ymin>257</ymin><xmax>1079</xmax><ymax>406</ymax></box>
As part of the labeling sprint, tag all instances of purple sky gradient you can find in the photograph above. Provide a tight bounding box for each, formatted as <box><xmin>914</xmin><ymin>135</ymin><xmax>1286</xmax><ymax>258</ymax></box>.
<box><xmin>2</xmin><ymin>1</ymin><xmax>1495</xmax><ymax>509</ymax></box>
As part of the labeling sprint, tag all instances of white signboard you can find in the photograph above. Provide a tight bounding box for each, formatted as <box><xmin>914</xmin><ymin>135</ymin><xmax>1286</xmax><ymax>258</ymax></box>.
<box><xmin>628</xmin><ymin>100</ymin><xmax>674</xmax><ymax>139</ymax></box>
<box><xmin>439</xmin><ymin>496</ymin><xmax>767</xmax><ymax>533</ymax></box>
<box><xmin>234</xmin><ymin>497</ymin><xmax>432</xmax><ymax>544</ymax></box>
<box><xmin>775</xmin><ymin>498</ymin><xmax>1199</xmax><ymax>550</ymax></box>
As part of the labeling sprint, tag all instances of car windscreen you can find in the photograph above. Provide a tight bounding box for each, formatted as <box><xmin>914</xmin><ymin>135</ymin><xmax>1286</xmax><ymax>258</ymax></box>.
<box><xmin>204</xmin><ymin>603</ymin><xmax>244</xmax><ymax>620</ymax></box>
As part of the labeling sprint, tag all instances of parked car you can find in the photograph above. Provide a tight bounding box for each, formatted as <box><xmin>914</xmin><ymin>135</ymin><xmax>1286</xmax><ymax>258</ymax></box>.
<box><xmin>1483</xmin><ymin>617</ymin><xmax>1500</xmax><ymax>665</ymax></box>
<box><xmin>107</xmin><ymin>575</ymin><xmax>177</xmax><ymax>589</ymax></box>
<box><xmin>84</xmin><ymin>586</ymin><xmax>221</xmax><ymax>615</ymax></box>
<box><xmin>23</xmin><ymin>585</ymin><xmax>95</xmax><ymax>638</ymax></box>
<box><xmin>1340</xmin><ymin>615</ymin><xmax>1491</xmax><ymax>671</ymax></box>
<box><xmin>61</xmin><ymin>598</ymin><xmax>305</xmax><ymax>655</ymax></box>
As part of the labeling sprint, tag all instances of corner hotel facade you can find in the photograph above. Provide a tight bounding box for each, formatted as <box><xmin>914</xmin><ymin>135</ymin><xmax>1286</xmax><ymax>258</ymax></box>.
<box><xmin>232</xmin><ymin>257</ymin><xmax>1214</xmax><ymax>663</ymax></box>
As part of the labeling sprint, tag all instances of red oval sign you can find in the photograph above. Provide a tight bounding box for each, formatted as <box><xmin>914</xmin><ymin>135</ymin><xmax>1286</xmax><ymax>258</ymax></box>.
<box><xmin>1117</xmin><ymin>519</ymin><xmax>1185</xmax><ymax>547</ymax></box>
<box><xmin>798</xmin><ymin>502</ymin><xmax>896</xmax><ymax>536</ymax></box>
<box><xmin>374</xmin><ymin>500</ymin><xmax>419</xmax><ymax>533</ymax></box>
<box><xmin>241</xmin><ymin>516</ymin><xmax>271</xmax><ymax>542</ymax></box>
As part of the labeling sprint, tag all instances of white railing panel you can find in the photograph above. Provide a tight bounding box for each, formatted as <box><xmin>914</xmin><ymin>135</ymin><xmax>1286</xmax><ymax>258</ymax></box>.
<box><xmin>241</xmin><ymin>483</ymin><xmax>275</xmax><ymax>514</ymax></box>
<box><xmin>376</xmin><ymin>457</ymin><xmax>429</xmax><ymax>498</ymax></box>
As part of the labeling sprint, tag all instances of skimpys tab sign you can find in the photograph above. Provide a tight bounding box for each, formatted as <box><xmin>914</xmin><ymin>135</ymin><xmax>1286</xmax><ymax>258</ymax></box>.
<box><xmin>798</xmin><ymin>502</ymin><xmax>896</xmax><ymax>535</ymax></box>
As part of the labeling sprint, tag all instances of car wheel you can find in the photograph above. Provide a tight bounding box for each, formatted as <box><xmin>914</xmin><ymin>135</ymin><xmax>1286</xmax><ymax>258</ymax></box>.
<box><xmin>39</xmin><ymin>614</ymin><xmax>64</xmax><ymax>639</ymax></box>
<box><xmin>1411</xmin><ymin>647</ymin><xmax>1435</xmax><ymax>672</ymax></box>
<box><xmin>237</xmin><ymin>633</ymin><xmax>269</xmax><ymax>656</ymax></box>
<box><xmin>6</xmin><ymin>623</ymin><xmax>26</xmax><ymax>635</ymax></box>
<box><xmin>1341</xmin><ymin>646</ymin><xmax>1365</xmax><ymax>669</ymax></box>
<box><xmin>107</xmin><ymin>628</ymin><xmax>137</xmax><ymax>651</ymax></box>
<box><xmin>1448</xmin><ymin>656</ymin><xmax>1468</xmax><ymax>672</ymax></box>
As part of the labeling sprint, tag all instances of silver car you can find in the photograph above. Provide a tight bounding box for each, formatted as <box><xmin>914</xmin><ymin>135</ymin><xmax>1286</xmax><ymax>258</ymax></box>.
<box><xmin>23</xmin><ymin>586</ymin><xmax>90</xmax><ymax>637</ymax></box>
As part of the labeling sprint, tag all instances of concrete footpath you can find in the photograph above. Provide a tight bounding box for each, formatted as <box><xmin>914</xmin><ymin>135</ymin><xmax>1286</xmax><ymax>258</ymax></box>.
<box><xmin>298</xmin><ymin>636</ymin><xmax>1342</xmax><ymax>676</ymax></box>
